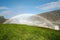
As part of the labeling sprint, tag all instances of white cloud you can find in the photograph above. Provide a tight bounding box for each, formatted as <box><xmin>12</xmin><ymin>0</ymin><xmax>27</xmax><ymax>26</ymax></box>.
<box><xmin>0</xmin><ymin>6</ymin><xmax>9</xmax><ymax>10</ymax></box>
<box><xmin>0</xmin><ymin>6</ymin><xmax>11</xmax><ymax>16</ymax></box>
<box><xmin>0</xmin><ymin>10</ymin><xmax>11</xmax><ymax>16</ymax></box>
<box><xmin>36</xmin><ymin>0</ymin><xmax>60</xmax><ymax>10</ymax></box>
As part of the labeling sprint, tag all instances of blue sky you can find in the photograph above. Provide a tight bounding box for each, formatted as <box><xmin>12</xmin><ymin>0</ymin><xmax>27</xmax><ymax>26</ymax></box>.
<box><xmin>0</xmin><ymin>0</ymin><xmax>60</xmax><ymax>19</ymax></box>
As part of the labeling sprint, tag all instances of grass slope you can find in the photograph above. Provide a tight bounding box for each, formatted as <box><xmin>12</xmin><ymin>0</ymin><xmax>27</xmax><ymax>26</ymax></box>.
<box><xmin>0</xmin><ymin>24</ymin><xmax>60</xmax><ymax>40</ymax></box>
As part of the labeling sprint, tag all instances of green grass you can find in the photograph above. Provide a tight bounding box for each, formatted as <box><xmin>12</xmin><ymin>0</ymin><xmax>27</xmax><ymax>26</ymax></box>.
<box><xmin>0</xmin><ymin>24</ymin><xmax>60</xmax><ymax>40</ymax></box>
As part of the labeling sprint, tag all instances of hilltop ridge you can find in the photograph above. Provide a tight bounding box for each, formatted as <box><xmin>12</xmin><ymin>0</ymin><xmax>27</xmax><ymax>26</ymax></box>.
<box><xmin>38</xmin><ymin>10</ymin><xmax>60</xmax><ymax>23</ymax></box>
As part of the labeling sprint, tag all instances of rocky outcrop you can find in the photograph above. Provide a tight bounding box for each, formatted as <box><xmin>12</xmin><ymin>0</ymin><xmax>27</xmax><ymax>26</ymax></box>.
<box><xmin>38</xmin><ymin>10</ymin><xmax>60</xmax><ymax>30</ymax></box>
<box><xmin>0</xmin><ymin>16</ymin><xmax>6</xmax><ymax>24</ymax></box>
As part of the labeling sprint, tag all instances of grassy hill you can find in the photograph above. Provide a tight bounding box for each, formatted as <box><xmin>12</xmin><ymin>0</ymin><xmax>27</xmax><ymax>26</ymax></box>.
<box><xmin>0</xmin><ymin>24</ymin><xmax>60</xmax><ymax>40</ymax></box>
